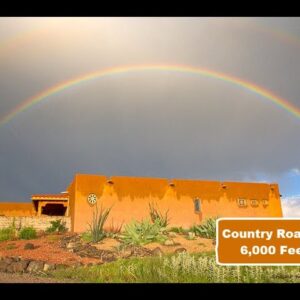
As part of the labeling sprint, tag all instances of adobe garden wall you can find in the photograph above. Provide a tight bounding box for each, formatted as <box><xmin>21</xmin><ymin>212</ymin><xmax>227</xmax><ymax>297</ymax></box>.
<box><xmin>0</xmin><ymin>216</ymin><xmax>71</xmax><ymax>231</ymax></box>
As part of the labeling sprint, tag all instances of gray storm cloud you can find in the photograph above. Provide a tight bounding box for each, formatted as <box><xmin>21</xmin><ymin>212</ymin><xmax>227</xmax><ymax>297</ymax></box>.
<box><xmin>0</xmin><ymin>17</ymin><xmax>300</xmax><ymax>201</ymax></box>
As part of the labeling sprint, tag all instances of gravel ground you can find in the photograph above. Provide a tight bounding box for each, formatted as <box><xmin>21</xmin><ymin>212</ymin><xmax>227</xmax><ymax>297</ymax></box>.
<box><xmin>0</xmin><ymin>235</ymin><xmax>100</xmax><ymax>266</ymax></box>
<box><xmin>0</xmin><ymin>272</ymin><xmax>76</xmax><ymax>283</ymax></box>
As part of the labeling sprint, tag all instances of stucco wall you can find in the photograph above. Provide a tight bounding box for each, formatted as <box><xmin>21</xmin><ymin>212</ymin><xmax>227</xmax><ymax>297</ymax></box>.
<box><xmin>70</xmin><ymin>174</ymin><xmax>107</xmax><ymax>233</ymax></box>
<box><xmin>0</xmin><ymin>216</ymin><xmax>71</xmax><ymax>231</ymax></box>
<box><xmin>67</xmin><ymin>179</ymin><xmax>76</xmax><ymax>232</ymax></box>
<box><xmin>0</xmin><ymin>203</ymin><xmax>35</xmax><ymax>217</ymax></box>
<box><xmin>69</xmin><ymin>174</ymin><xmax>283</xmax><ymax>233</ymax></box>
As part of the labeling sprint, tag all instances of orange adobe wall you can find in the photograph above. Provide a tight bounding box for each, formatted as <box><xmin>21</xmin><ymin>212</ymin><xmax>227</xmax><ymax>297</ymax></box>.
<box><xmin>68</xmin><ymin>174</ymin><xmax>107</xmax><ymax>232</ymax></box>
<box><xmin>0</xmin><ymin>203</ymin><xmax>35</xmax><ymax>217</ymax></box>
<box><xmin>67</xmin><ymin>173</ymin><xmax>283</xmax><ymax>233</ymax></box>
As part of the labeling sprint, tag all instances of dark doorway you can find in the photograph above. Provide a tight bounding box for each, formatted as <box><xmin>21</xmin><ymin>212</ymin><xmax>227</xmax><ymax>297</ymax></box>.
<box><xmin>42</xmin><ymin>204</ymin><xmax>67</xmax><ymax>216</ymax></box>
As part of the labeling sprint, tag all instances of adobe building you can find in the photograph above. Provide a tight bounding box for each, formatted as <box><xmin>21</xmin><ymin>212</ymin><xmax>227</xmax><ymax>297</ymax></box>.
<box><xmin>0</xmin><ymin>173</ymin><xmax>283</xmax><ymax>233</ymax></box>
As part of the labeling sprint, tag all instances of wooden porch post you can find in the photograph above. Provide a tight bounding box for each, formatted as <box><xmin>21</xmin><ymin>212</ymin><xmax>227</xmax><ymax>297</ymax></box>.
<box><xmin>38</xmin><ymin>201</ymin><xmax>42</xmax><ymax>216</ymax></box>
<box><xmin>65</xmin><ymin>204</ymin><xmax>69</xmax><ymax>217</ymax></box>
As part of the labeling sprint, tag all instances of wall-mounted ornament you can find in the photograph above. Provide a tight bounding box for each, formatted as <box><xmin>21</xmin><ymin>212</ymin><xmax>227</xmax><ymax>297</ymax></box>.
<box><xmin>87</xmin><ymin>193</ymin><xmax>97</xmax><ymax>205</ymax></box>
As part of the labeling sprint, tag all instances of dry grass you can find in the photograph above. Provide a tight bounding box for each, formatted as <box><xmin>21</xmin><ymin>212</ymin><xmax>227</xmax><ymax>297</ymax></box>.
<box><xmin>48</xmin><ymin>252</ymin><xmax>300</xmax><ymax>283</ymax></box>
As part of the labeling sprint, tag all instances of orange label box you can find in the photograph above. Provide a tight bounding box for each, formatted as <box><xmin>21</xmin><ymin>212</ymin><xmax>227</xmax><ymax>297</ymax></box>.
<box><xmin>216</xmin><ymin>218</ymin><xmax>300</xmax><ymax>265</ymax></box>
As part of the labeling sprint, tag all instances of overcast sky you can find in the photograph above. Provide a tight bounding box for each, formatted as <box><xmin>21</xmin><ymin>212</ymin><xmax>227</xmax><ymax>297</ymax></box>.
<box><xmin>0</xmin><ymin>17</ymin><xmax>299</xmax><ymax>216</ymax></box>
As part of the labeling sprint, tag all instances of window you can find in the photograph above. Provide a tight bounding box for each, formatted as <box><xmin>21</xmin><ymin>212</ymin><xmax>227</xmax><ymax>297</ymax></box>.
<box><xmin>41</xmin><ymin>204</ymin><xmax>67</xmax><ymax>216</ymax></box>
<box><xmin>194</xmin><ymin>198</ymin><xmax>201</xmax><ymax>213</ymax></box>
<box><xmin>262</xmin><ymin>199</ymin><xmax>269</xmax><ymax>207</ymax></box>
<box><xmin>250</xmin><ymin>199</ymin><xmax>258</xmax><ymax>207</ymax></box>
<box><xmin>237</xmin><ymin>198</ymin><xmax>247</xmax><ymax>207</ymax></box>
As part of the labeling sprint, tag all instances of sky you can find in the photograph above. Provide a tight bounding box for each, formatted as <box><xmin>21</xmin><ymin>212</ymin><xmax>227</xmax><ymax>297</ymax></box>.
<box><xmin>0</xmin><ymin>17</ymin><xmax>299</xmax><ymax>216</ymax></box>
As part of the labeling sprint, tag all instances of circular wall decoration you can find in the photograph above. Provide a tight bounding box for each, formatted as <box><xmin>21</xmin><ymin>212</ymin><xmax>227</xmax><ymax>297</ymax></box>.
<box><xmin>87</xmin><ymin>193</ymin><xmax>97</xmax><ymax>205</ymax></box>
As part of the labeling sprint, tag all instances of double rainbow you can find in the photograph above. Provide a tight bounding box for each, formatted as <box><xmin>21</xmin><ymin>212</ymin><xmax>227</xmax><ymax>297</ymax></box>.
<box><xmin>1</xmin><ymin>64</ymin><xmax>300</xmax><ymax>127</ymax></box>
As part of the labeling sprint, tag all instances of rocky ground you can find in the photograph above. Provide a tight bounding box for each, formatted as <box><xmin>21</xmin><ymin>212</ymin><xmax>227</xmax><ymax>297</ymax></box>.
<box><xmin>0</xmin><ymin>231</ymin><xmax>215</xmax><ymax>283</ymax></box>
<box><xmin>0</xmin><ymin>234</ymin><xmax>101</xmax><ymax>267</ymax></box>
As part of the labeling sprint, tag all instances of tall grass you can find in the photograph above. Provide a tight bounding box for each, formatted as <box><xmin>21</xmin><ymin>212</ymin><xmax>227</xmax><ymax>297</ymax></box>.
<box><xmin>49</xmin><ymin>252</ymin><xmax>300</xmax><ymax>283</ymax></box>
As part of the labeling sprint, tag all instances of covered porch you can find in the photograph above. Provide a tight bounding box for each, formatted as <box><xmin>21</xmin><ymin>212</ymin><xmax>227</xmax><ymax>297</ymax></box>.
<box><xmin>31</xmin><ymin>193</ymin><xmax>69</xmax><ymax>217</ymax></box>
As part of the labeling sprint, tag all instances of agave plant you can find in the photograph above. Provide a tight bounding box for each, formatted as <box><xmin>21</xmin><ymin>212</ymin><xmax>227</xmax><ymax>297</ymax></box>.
<box><xmin>88</xmin><ymin>205</ymin><xmax>112</xmax><ymax>243</ymax></box>
<box><xmin>121</xmin><ymin>218</ymin><xmax>167</xmax><ymax>246</ymax></box>
<box><xmin>190</xmin><ymin>217</ymin><xmax>217</xmax><ymax>239</ymax></box>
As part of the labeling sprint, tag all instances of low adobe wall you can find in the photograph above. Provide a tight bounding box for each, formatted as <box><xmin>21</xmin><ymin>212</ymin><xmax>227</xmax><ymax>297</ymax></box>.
<box><xmin>0</xmin><ymin>216</ymin><xmax>71</xmax><ymax>231</ymax></box>
<box><xmin>0</xmin><ymin>203</ymin><xmax>35</xmax><ymax>217</ymax></box>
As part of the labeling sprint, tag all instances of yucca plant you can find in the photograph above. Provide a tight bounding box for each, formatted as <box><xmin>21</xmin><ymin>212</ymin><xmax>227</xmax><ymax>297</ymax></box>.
<box><xmin>121</xmin><ymin>218</ymin><xmax>167</xmax><ymax>246</ymax></box>
<box><xmin>190</xmin><ymin>217</ymin><xmax>217</xmax><ymax>239</ymax></box>
<box><xmin>88</xmin><ymin>205</ymin><xmax>112</xmax><ymax>243</ymax></box>
<box><xmin>149</xmin><ymin>202</ymin><xmax>170</xmax><ymax>228</ymax></box>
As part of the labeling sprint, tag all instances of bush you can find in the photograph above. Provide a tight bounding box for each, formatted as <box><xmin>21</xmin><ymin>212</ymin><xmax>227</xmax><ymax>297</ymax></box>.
<box><xmin>19</xmin><ymin>226</ymin><xmax>37</xmax><ymax>240</ymax></box>
<box><xmin>81</xmin><ymin>231</ymin><xmax>93</xmax><ymax>243</ymax></box>
<box><xmin>46</xmin><ymin>219</ymin><xmax>67</xmax><ymax>234</ymax></box>
<box><xmin>149</xmin><ymin>202</ymin><xmax>170</xmax><ymax>228</ymax></box>
<box><xmin>0</xmin><ymin>227</ymin><xmax>16</xmax><ymax>242</ymax></box>
<box><xmin>190</xmin><ymin>217</ymin><xmax>217</xmax><ymax>239</ymax></box>
<box><xmin>88</xmin><ymin>205</ymin><xmax>112</xmax><ymax>243</ymax></box>
<box><xmin>121</xmin><ymin>219</ymin><xmax>167</xmax><ymax>246</ymax></box>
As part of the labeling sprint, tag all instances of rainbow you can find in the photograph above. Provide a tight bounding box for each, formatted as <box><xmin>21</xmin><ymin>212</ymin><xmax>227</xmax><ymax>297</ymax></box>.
<box><xmin>229</xmin><ymin>18</ymin><xmax>300</xmax><ymax>49</ymax></box>
<box><xmin>1</xmin><ymin>64</ymin><xmax>300</xmax><ymax>127</ymax></box>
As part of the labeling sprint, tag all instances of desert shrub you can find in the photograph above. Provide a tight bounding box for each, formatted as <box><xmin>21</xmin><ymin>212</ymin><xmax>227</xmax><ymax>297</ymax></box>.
<box><xmin>19</xmin><ymin>226</ymin><xmax>37</xmax><ymax>240</ymax></box>
<box><xmin>121</xmin><ymin>219</ymin><xmax>167</xmax><ymax>246</ymax></box>
<box><xmin>46</xmin><ymin>219</ymin><xmax>67</xmax><ymax>234</ymax></box>
<box><xmin>88</xmin><ymin>205</ymin><xmax>112</xmax><ymax>243</ymax></box>
<box><xmin>0</xmin><ymin>227</ymin><xmax>16</xmax><ymax>242</ymax></box>
<box><xmin>149</xmin><ymin>202</ymin><xmax>170</xmax><ymax>228</ymax></box>
<box><xmin>190</xmin><ymin>217</ymin><xmax>217</xmax><ymax>239</ymax></box>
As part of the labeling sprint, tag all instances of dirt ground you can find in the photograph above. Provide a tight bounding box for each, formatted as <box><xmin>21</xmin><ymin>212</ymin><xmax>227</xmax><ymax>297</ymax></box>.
<box><xmin>144</xmin><ymin>235</ymin><xmax>214</xmax><ymax>253</ymax></box>
<box><xmin>0</xmin><ymin>234</ymin><xmax>100</xmax><ymax>266</ymax></box>
<box><xmin>92</xmin><ymin>235</ymin><xmax>215</xmax><ymax>254</ymax></box>
<box><xmin>0</xmin><ymin>233</ymin><xmax>215</xmax><ymax>275</ymax></box>
<box><xmin>0</xmin><ymin>272</ymin><xmax>75</xmax><ymax>283</ymax></box>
